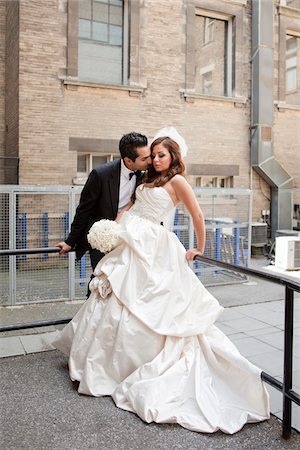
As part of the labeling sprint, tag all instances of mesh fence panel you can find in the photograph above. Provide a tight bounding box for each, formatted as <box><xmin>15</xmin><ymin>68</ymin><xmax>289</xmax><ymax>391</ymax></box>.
<box><xmin>0</xmin><ymin>193</ymin><xmax>10</xmax><ymax>304</ymax></box>
<box><xmin>0</xmin><ymin>186</ymin><xmax>251</xmax><ymax>304</ymax></box>
<box><xmin>15</xmin><ymin>193</ymin><xmax>69</xmax><ymax>303</ymax></box>
<box><xmin>74</xmin><ymin>192</ymin><xmax>92</xmax><ymax>299</ymax></box>
<box><xmin>175</xmin><ymin>189</ymin><xmax>251</xmax><ymax>286</ymax></box>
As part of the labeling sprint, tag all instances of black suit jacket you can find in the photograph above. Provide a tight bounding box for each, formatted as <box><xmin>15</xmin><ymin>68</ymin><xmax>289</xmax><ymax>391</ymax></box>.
<box><xmin>66</xmin><ymin>159</ymin><xmax>141</xmax><ymax>263</ymax></box>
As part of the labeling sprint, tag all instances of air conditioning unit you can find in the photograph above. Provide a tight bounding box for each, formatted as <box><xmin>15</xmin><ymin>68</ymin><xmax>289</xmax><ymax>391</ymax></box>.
<box><xmin>275</xmin><ymin>237</ymin><xmax>300</xmax><ymax>270</ymax></box>
<box><xmin>251</xmin><ymin>222</ymin><xmax>268</xmax><ymax>246</ymax></box>
<box><xmin>276</xmin><ymin>229</ymin><xmax>300</xmax><ymax>238</ymax></box>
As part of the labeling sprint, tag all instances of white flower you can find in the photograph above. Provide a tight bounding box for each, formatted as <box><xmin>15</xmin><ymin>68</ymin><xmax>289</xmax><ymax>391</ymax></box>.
<box><xmin>87</xmin><ymin>219</ymin><xmax>122</xmax><ymax>253</ymax></box>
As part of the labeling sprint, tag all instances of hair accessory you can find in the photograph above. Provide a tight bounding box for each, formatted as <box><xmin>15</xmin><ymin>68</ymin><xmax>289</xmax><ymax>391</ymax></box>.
<box><xmin>152</xmin><ymin>127</ymin><xmax>188</xmax><ymax>158</ymax></box>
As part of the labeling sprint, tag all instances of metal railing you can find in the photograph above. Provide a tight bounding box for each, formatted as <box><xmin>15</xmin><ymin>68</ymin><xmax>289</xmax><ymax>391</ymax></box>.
<box><xmin>0</xmin><ymin>185</ymin><xmax>253</xmax><ymax>305</ymax></box>
<box><xmin>0</xmin><ymin>247</ymin><xmax>299</xmax><ymax>439</ymax></box>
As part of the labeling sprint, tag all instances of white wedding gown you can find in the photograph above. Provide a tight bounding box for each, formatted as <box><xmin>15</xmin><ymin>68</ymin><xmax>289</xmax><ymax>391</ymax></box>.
<box><xmin>53</xmin><ymin>185</ymin><xmax>270</xmax><ymax>434</ymax></box>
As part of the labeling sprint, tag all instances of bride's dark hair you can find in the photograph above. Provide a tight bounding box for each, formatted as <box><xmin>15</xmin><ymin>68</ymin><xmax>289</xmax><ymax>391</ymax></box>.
<box><xmin>144</xmin><ymin>137</ymin><xmax>186</xmax><ymax>187</ymax></box>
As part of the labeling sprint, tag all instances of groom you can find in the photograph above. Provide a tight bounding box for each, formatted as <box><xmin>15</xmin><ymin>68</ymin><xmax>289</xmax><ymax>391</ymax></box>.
<box><xmin>56</xmin><ymin>132</ymin><xmax>151</xmax><ymax>270</ymax></box>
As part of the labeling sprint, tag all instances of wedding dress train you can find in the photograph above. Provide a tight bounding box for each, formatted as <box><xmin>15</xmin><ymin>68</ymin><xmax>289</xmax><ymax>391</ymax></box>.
<box><xmin>53</xmin><ymin>185</ymin><xmax>269</xmax><ymax>434</ymax></box>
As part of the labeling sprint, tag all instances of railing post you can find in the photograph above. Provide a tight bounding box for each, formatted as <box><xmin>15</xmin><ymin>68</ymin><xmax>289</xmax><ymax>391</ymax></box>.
<box><xmin>21</xmin><ymin>212</ymin><xmax>27</xmax><ymax>261</ymax></box>
<box><xmin>80</xmin><ymin>255</ymin><xmax>86</xmax><ymax>286</ymax></box>
<box><xmin>43</xmin><ymin>212</ymin><xmax>49</xmax><ymax>259</ymax></box>
<box><xmin>282</xmin><ymin>285</ymin><xmax>294</xmax><ymax>439</ymax></box>
<box><xmin>233</xmin><ymin>220</ymin><xmax>240</xmax><ymax>265</ymax></box>
<box><xmin>215</xmin><ymin>221</ymin><xmax>221</xmax><ymax>261</ymax></box>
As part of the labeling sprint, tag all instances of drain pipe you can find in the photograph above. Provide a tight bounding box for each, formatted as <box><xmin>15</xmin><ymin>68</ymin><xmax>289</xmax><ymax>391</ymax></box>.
<box><xmin>251</xmin><ymin>0</ymin><xmax>293</xmax><ymax>240</ymax></box>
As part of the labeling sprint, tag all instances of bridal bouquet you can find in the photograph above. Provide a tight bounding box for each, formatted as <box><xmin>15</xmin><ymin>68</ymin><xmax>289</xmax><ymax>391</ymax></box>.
<box><xmin>87</xmin><ymin>219</ymin><xmax>122</xmax><ymax>253</ymax></box>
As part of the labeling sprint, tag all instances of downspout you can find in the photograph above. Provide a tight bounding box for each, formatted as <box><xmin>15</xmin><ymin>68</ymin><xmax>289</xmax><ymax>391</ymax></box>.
<box><xmin>251</xmin><ymin>0</ymin><xmax>293</xmax><ymax>240</ymax></box>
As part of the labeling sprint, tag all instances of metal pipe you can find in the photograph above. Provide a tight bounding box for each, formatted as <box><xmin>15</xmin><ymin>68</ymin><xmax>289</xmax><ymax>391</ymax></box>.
<box><xmin>0</xmin><ymin>317</ymin><xmax>72</xmax><ymax>333</ymax></box>
<box><xmin>0</xmin><ymin>247</ymin><xmax>61</xmax><ymax>256</ymax></box>
<box><xmin>195</xmin><ymin>255</ymin><xmax>300</xmax><ymax>292</ymax></box>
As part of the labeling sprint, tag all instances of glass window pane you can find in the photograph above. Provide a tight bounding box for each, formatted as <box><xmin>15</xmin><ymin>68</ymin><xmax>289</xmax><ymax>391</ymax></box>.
<box><xmin>79</xmin><ymin>19</ymin><xmax>91</xmax><ymax>39</ymax></box>
<box><xmin>109</xmin><ymin>25</ymin><xmax>122</xmax><ymax>45</ymax></box>
<box><xmin>287</xmin><ymin>36</ymin><xmax>297</xmax><ymax>52</ymax></box>
<box><xmin>78</xmin><ymin>0</ymin><xmax>124</xmax><ymax>85</ymax></box>
<box><xmin>93</xmin><ymin>22</ymin><xmax>108</xmax><ymax>42</ymax></box>
<box><xmin>93</xmin><ymin>2</ymin><xmax>108</xmax><ymax>22</ymax></box>
<box><xmin>287</xmin><ymin>69</ymin><xmax>297</xmax><ymax>91</ymax></box>
<box><xmin>77</xmin><ymin>155</ymin><xmax>87</xmax><ymax>172</ymax></box>
<box><xmin>79</xmin><ymin>0</ymin><xmax>92</xmax><ymax>20</ymax></box>
<box><xmin>286</xmin><ymin>35</ymin><xmax>298</xmax><ymax>95</ymax></box>
<box><xmin>78</xmin><ymin>40</ymin><xmax>122</xmax><ymax>84</ymax></box>
<box><xmin>110</xmin><ymin>5</ymin><xmax>123</xmax><ymax>26</ymax></box>
<box><xmin>202</xmin><ymin>71</ymin><xmax>213</xmax><ymax>94</ymax></box>
<box><xmin>195</xmin><ymin>15</ymin><xmax>227</xmax><ymax>96</ymax></box>
<box><xmin>92</xmin><ymin>156</ymin><xmax>108</xmax><ymax>168</ymax></box>
<box><xmin>204</xmin><ymin>18</ymin><xmax>214</xmax><ymax>44</ymax></box>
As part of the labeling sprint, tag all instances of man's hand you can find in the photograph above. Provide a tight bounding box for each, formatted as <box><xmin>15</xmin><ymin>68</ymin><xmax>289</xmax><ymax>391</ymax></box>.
<box><xmin>56</xmin><ymin>242</ymin><xmax>72</xmax><ymax>255</ymax></box>
<box><xmin>185</xmin><ymin>248</ymin><xmax>202</xmax><ymax>262</ymax></box>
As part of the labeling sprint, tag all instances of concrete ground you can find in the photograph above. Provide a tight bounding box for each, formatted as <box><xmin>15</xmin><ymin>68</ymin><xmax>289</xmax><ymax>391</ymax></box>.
<box><xmin>1</xmin><ymin>351</ymin><xmax>299</xmax><ymax>450</ymax></box>
<box><xmin>0</xmin><ymin>256</ymin><xmax>300</xmax><ymax>448</ymax></box>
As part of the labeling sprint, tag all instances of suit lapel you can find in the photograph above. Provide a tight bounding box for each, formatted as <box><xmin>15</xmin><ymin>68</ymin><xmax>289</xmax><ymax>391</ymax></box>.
<box><xmin>108</xmin><ymin>159</ymin><xmax>121</xmax><ymax>217</ymax></box>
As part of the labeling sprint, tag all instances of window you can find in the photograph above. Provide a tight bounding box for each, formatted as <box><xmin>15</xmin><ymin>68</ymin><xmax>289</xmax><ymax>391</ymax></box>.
<box><xmin>78</xmin><ymin>0</ymin><xmax>127</xmax><ymax>85</ymax></box>
<box><xmin>286</xmin><ymin>0</ymin><xmax>300</xmax><ymax>8</ymax></box>
<box><xmin>76</xmin><ymin>152</ymin><xmax>119</xmax><ymax>182</ymax></box>
<box><xmin>286</xmin><ymin>34</ymin><xmax>298</xmax><ymax>92</ymax></box>
<box><xmin>195</xmin><ymin>176</ymin><xmax>233</xmax><ymax>188</ymax></box>
<box><xmin>203</xmin><ymin>18</ymin><xmax>214</xmax><ymax>44</ymax></box>
<box><xmin>201</xmin><ymin>69</ymin><xmax>213</xmax><ymax>95</ymax></box>
<box><xmin>195</xmin><ymin>13</ymin><xmax>233</xmax><ymax>97</ymax></box>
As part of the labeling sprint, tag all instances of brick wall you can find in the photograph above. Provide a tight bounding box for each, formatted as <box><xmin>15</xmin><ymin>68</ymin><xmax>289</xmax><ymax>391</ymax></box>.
<box><xmin>1</xmin><ymin>0</ymin><xmax>299</xmax><ymax>224</ymax></box>
<box><xmin>0</xmin><ymin>1</ymin><xmax>5</xmax><ymax>183</ymax></box>
<box><xmin>5</xmin><ymin>0</ymin><xmax>19</xmax><ymax>184</ymax></box>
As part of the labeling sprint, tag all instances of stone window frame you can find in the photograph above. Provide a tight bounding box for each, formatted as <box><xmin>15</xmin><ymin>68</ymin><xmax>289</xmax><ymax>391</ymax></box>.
<box><xmin>184</xmin><ymin>0</ymin><xmax>247</xmax><ymax>103</ymax></box>
<box><xmin>66</xmin><ymin>0</ymin><xmax>144</xmax><ymax>94</ymax></box>
<box><xmin>277</xmin><ymin>4</ymin><xmax>300</xmax><ymax>107</ymax></box>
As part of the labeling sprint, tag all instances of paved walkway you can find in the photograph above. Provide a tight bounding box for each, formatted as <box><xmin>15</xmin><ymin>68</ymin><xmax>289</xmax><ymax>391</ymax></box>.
<box><xmin>1</xmin><ymin>256</ymin><xmax>300</xmax><ymax>447</ymax></box>
<box><xmin>1</xmin><ymin>351</ymin><xmax>299</xmax><ymax>450</ymax></box>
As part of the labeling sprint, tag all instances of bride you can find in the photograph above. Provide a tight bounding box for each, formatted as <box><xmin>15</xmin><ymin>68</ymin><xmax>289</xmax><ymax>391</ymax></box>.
<box><xmin>53</xmin><ymin>128</ymin><xmax>270</xmax><ymax>434</ymax></box>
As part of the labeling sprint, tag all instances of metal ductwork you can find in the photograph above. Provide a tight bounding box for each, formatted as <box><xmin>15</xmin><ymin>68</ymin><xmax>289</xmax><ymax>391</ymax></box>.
<box><xmin>251</xmin><ymin>0</ymin><xmax>293</xmax><ymax>239</ymax></box>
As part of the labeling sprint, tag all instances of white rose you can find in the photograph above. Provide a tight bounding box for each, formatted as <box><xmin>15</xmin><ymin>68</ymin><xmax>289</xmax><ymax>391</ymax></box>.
<box><xmin>87</xmin><ymin>219</ymin><xmax>122</xmax><ymax>253</ymax></box>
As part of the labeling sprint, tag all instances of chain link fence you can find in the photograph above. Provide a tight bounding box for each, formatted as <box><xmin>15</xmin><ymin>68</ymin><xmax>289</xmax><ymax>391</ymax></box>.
<box><xmin>0</xmin><ymin>186</ymin><xmax>252</xmax><ymax>305</ymax></box>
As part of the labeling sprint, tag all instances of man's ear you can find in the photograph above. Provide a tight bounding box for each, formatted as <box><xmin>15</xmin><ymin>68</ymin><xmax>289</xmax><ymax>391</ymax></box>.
<box><xmin>123</xmin><ymin>156</ymin><xmax>134</xmax><ymax>170</ymax></box>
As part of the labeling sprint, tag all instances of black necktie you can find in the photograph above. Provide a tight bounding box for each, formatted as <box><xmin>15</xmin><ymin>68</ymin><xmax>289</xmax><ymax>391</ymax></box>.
<box><xmin>129</xmin><ymin>172</ymin><xmax>136</xmax><ymax>180</ymax></box>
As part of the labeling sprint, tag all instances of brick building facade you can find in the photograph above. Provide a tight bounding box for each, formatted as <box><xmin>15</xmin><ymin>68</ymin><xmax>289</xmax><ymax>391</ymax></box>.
<box><xmin>0</xmin><ymin>0</ymin><xmax>299</xmax><ymax>234</ymax></box>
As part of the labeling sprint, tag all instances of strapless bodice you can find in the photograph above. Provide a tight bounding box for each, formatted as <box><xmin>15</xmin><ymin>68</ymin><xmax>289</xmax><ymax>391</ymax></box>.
<box><xmin>129</xmin><ymin>185</ymin><xmax>175</xmax><ymax>224</ymax></box>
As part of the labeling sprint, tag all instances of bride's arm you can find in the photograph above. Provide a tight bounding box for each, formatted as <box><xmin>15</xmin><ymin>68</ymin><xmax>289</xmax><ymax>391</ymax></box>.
<box><xmin>115</xmin><ymin>201</ymin><xmax>133</xmax><ymax>222</ymax></box>
<box><xmin>171</xmin><ymin>175</ymin><xmax>205</xmax><ymax>261</ymax></box>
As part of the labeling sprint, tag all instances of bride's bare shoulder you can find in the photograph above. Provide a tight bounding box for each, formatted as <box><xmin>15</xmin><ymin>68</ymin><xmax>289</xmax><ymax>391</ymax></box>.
<box><xmin>170</xmin><ymin>174</ymin><xmax>190</xmax><ymax>189</ymax></box>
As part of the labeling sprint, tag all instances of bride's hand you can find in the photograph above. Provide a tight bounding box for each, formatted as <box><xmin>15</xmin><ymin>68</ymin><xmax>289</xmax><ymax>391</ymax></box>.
<box><xmin>186</xmin><ymin>248</ymin><xmax>202</xmax><ymax>262</ymax></box>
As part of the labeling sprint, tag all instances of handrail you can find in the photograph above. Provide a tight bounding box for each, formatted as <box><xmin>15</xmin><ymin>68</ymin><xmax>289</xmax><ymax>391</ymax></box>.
<box><xmin>0</xmin><ymin>247</ymin><xmax>61</xmax><ymax>256</ymax></box>
<box><xmin>194</xmin><ymin>254</ymin><xmax>300</xmax><ymax>292</ymax></box>
<box><xmin>195</xmin><ymin>254</ymin><xmax>299</xmax><ymax>439</ymax></box>
<box><xmin>0</xmin><ymin>247</ymin><xmax>299</xmax><ymax>438</ymax></box>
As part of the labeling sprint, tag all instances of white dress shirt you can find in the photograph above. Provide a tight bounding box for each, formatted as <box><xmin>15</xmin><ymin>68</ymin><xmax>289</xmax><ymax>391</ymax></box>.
<box><xmin>118</xmin><ymin>159</ymin><xmax>136</xmax><ymax>213</ymax></box>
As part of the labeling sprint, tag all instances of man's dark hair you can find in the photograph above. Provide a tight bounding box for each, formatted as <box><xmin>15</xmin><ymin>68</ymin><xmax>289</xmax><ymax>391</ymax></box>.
<box><xmin>119</xmin><ymin>132</ymin><xmax>148</xmax><ymax>161</ymax></box>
